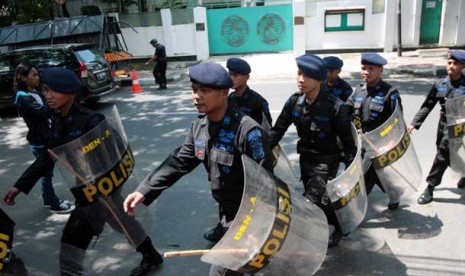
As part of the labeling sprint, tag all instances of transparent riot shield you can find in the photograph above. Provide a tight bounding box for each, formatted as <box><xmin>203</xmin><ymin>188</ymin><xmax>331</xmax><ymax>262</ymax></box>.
<box><xmin>202</xmin><ymin>155</ymin><xmax>328</xmax><ymax>275</ymax></box>
<box><xmin>0</xmin><ymin>208</ymin><xmax>15</xmax><ymax>272</ymax></box>
<box><xmin>446</xmin><ymin>95</ymin><xmax>465</xmax><ymax>177</ymax></box>
<box><xmin>362</xmin><ymin>104</ymin><xmax>422</xmax><ymax>203</ymax></box>
<box><xmin>326</xmin><ymin>124</ymin><xmax>367</xmax><ymax>234</ymax></box>
<box><xmin>272</xmin><ymin>145</ymin><xmax>298</xmax><ymax>187</ymax></box>
<box><xmin>49</xmin><ymin>106</ymin><xmax>147</xmax><ymax>273</ymax></box>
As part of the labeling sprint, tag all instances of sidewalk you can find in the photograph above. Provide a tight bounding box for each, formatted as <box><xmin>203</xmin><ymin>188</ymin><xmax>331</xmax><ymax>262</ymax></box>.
<box><xmin>120</xmin><ymin>48</ymin><xmax>450</xmax><ymax>87</ymax></box>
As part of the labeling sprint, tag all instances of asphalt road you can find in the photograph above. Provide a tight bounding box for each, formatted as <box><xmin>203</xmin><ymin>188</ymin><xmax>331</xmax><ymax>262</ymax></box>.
<box><xmin>1</xmin><ymin>74</ymin><xmax>465</xmax><ymax>275</ymax></box>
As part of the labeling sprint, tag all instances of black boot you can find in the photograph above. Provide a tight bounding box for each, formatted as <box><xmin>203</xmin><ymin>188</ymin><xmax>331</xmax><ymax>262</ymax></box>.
<box><xmin>457</xmin><ymin>178</ymin><xmax>465</xmax><ymax>189</ymax></box>
<box><xmin>130</xmin><ymin>237</ymin><xmax>163</xmax><ymax>276</ymax></box>
<box><xmin>417</xmin><ymin>185</ymin><xmax>434</xmax><ymax>205</ymax></box>
<box><xmin>203</xmin><ymin>222</ymin><xmax>227</xmax><ymax>243</ymax></box>
<box><xmin>328</xmin><ymin>230</ymin><xmax>343</xmax><ymax>248</ymax></box>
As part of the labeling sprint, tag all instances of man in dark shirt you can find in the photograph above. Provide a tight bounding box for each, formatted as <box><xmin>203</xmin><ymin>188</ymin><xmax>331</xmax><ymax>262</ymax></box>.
<box><xmin>3</xmin><ymin>68</ymin><xmax>162</xmax><ymax>276</ymax></box>
<box><xmin>408</xmin><ymin>50</ymin><xmax>465</xmax><ymax>204</ymax></box>
<box><xmin>348</xmin><ymin>52</ymin><xmax>402</xmax><ymax>210</ymax></box>
<box><xmin>123</xmin><ymin>62</ymin><xmax>272</xmax><ymax>276</ymax></box>
<box><xmin>226</xmin><ymin>57</ymin><xmax>272</xmax><ymax>128</ymax></box>
<box><xmin>269</xmin><ymin>54</ymin><xmax>357</xmax><ymax>248</ymax></box>
<box><xmin>146</xmin><ymin>39</ymin><xmax>167</xmax><ymax>90</ymax></box>
<box><xmin>323</xmin><ymin>56</ymin><xmax>353</xmax><ymax>103</ymax></box>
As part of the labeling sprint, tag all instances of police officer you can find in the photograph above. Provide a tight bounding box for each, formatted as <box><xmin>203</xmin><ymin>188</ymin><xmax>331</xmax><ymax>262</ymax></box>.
<box><xmin>408</xmin><ymin>50</ymin><xmax>465</xmax><ymax>204</ymax></box>
<box><xmin>123</xmin><ymin>62</ymin><xmax>272</xmax><ymax>276</ymax></box>
<box><xmin>323</xmin><ymin>56</ymin><xmax>353</xmax><ymax>103</ymax></box>
<box><xmin>348</xmin><ymin>52</ymin><xmax>402</xmax><ymax>210</ymax></box>
<box><xmin>226</xmin><ymin>57</ymin><xmax>273</xmax><ymax>128</ymax></box>
<box><xmin>2</xmin><ymin>68</ymin><xmax>162</xmax><ymax>276</ymax></box>
<box><xmin>146</xmin><ymin>38</ymin><xmax>167</xmax><ymax>90</ymax></box>
<box><xmin>269</xmin><ymin>54</ymin><xmax>357</xmax><ymax>248</ymax></box>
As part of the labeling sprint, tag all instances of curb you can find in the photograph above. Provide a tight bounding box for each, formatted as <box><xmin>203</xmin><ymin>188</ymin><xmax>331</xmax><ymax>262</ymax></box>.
<box><xmin>390</xmin><ymin>64</ymin><xmax>447</xmax><ymax>77</ymax></box>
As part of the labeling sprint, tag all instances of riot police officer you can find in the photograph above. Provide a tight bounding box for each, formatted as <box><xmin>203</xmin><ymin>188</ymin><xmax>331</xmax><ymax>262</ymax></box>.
<box><xmin>226</xmin><ymin>57</ymin><xmax>273</xmax><ymax>128</ymax></box>
<box><xmin>146</xmin><ymin>38</ymin><xmax>168</xmax><ymax>90</ymax></box>
<box><xmin>348</xmin><ymin>52</ymin><xmax>402</xmax><ymax>210</ymax></box>
<box><xmin>408</xmin><ymin>50</ymin><xmax>465</xmax><ymax>204</ymax></box>
<box><xmin>123</xmin><ymin>62</ymin><xmax>272</xmax><ymax>276</ymax></box>
<box><xmin>3</xmin><ymin>68</ymin><xmax>162</xmax><ymax>276</ymax></box>
<box><xmin>269</xmin><ymin>54</ymin><xmax>357</xmax><ymax>248</ymax></box>
<box><xmin>323</xmin><ymin>56</ymin><xmax>353</xmax><ymax>103</ymax></box>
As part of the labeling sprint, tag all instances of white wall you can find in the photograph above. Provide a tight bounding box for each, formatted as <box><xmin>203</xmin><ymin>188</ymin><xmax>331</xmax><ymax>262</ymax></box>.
<box><xmin>121</xmin><ymin>26</ymin><xmax>164</xmax><ymax>57</ymax></box>
<box><xmin>121</xmin><ymin>7</ymin><xmax>208</xmax><ymax>59</ymax></box>
<box><xmin>120</xmin><ymin>0</ymin><xmax>465</xmax><ymax>58</ymax></box>
<box><xmin>305</xmin><ymin>0</ymin><xmax>385</xmax><ymax>51</ymax></box>
<box><xmin>456</xmin><ymin>1</ymin><xmax>465</xmax><ymax>45</ymax></box>
<box><xmin>171</xmin><ymin>24</ymin><xmax>196</xmax><ymax>56</ymax></box>
<box><xmin>441</xmin><ymin>0</ymin><xmax>459</xmax><ymax>45</ymax></box>
<box><xmin>399</xmin><ymin>0</ymin><xmax>419</xmax><ymax>47</ymax></box>
<box><xmin>293</xmin><ymin>0</ymin><xmax>305</xmax><ymax>56</ymax></box>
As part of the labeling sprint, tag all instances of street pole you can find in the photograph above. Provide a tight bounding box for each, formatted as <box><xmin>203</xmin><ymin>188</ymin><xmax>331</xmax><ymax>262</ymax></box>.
<box><xmin>397</xmin><ymin>0</ymin><xmax>402</xmax><ymax>57</ymax></box>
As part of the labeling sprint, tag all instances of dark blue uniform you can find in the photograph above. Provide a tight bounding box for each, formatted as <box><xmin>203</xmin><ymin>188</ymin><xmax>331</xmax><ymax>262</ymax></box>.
<box><xmin>349</xmin><ymin>80</ymin><xmax>401</xmax><ymax>133</ymax></box>
<box><xmin>348</xmin><ymin>79</ymin><xmax>402</xmax><ymax>195</ymax></box>
<box><xmin>269</xmin><ymin>90</ymin><xmax>356</xmax><ymax>234</ymax></box>
<box><xmin>13</xmin><ymin>104</ymin><xmax>158</xmax><ymax>275</ymax></box>
<box><xmin>411</xmin><ymin>74</ymin><xmax>465</xmax><ymax>188</ymax></box>
<box><xmin>228</xmin><ymin>86</ymin><xmax>272</xmax><ymax>127</ymax></box>
<box><xmin>13</xmin><ymin>90</ymin><xmax>66</xmax><ymax>209</ymax></box>
<box><xmin>137</xmin><ymin>106</ymin><xmax>272</xmax><ymax>222</ymax></box>
<box><xmin>153</xmin><ymin>43</ymin><xmax>167</xmax><ymax>89</ymax></box>
<box><xmin>324</xmin><ymin>77</ymin><xmax>353</xmax><ymax>103</ymax></box>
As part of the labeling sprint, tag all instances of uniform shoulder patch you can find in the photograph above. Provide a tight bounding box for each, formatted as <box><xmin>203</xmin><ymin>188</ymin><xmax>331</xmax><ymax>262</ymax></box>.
<box><xmin>247</xmin><ymin>129</ymin><xmax>265</xmax><ymax>160</ymax></box>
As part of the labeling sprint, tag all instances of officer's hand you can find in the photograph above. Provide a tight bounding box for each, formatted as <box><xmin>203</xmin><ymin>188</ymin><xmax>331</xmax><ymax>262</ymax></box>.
<box><xmin>407</xmin><ymin>125</ymin><xmax>415</xmax><ymax>135</ymax></box>
<box><xmin>2</xmin><ymin>187</ymin><xmax>21</xmax><ymax>206</ymax></box>
<box><xmin>145</xmin><ymin>62</ymin><xmax>149</xmax><ymax>66</ymax></box>
<box><xmin>123</xmin><ymin>191</ymin><xmax>145</xmax><ymax>216</ymax></box>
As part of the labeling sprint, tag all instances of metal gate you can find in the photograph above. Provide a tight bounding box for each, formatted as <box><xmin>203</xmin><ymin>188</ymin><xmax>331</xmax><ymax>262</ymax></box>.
<box><xmin>207</xmin><ymin>4</ymin><xmax>293</xmax><ymax>55</ymax></box>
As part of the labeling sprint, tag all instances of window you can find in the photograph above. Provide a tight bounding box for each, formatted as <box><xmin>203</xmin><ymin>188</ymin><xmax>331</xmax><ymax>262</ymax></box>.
<box><xmin>324</xmin><ymin>8</ymin><xmax>365</xmax><ymax>32</ymax></box>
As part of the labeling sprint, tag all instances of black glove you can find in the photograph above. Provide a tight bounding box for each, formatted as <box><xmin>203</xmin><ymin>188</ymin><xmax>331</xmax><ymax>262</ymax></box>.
<box><xmin>303</xmin><ymin>176</ymin><xmax>327</xmax><ymax>204</ymax></box>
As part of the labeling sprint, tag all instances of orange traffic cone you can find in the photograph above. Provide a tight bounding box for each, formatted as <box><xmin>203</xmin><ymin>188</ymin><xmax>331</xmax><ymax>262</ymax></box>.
<box><xmin>131</xmin><ymin>69</ymin><xmax>143</xmax><ymax>94</ymax></box>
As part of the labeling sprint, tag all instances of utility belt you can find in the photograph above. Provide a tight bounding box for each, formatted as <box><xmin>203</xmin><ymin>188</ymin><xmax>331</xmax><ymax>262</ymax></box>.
<box><xmin>299</xmin><ymin>152</ymin><xmax>339</xmax><ymax>164</ymax></box>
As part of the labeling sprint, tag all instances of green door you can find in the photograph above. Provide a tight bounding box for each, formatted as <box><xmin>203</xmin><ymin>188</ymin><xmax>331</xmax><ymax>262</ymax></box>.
<box><xmin>420</xmin><ymin>0</ymin><xmax>443</xmax><ymax>44</ymax></box>
<box><xmin>207</xmin><ymin>4</ymin><xmax>293</xmax><ymax>55</ymax></box>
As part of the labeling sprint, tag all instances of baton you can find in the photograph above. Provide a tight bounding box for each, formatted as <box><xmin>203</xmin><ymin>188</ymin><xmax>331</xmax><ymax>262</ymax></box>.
<box><xmin>48</xmin><ymin>149</ymin><xmax>138</xmax><ymax>248</ymax></box>
<box><xmin>164</xmin><ymin>248</ymin><xmax>249</xmax><ymax>258</ymax></box>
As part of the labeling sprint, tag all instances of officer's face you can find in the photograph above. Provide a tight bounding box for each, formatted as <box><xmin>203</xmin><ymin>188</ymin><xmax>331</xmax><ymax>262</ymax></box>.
<box><xmin>361</xmin><ymin>64</ymin><xmax>383</xmax><ymax>86</ymax></box>
<box><xmin>447</xmin><ymin>58</ymin><xmax>465</xmax><ymax>80</ymax></box>
<box><xmin>326</xmin><ymin>68</ymin><xmax>341</xmax><ymax>83</ymax></box>
<box><xmin>191</xmin><ymin>83</ymin><xmax>228</xmax><ymax>114</ymax></box>
<box><xmin>297</xmin><ymin>69</ymin><xmax>321</xmax><ymax>94</ymax></box>
<box><xmin>229</xmin><ymin>71</ymin><xmax>249</xmax><ymax>90</ymax></box>
<box><xmin>42</xmin><ymin>84</ymin><xmax>75</xmax><ymax>112</ymax></box>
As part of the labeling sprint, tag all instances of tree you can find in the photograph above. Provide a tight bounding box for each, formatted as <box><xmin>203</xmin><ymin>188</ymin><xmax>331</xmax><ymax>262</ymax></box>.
<box><xmin>54</xmin><ymin>0</ymin><xmax>70</xmax><ymax>18</ymax></box>
<box><xmin>162</xmin><ymin>0</ymin><xmax>185</xmax><ymax>9</ymax></box>
<box><xmin>6</xmin><ymin>0</ymin><xmax>53</xmax><ymax>24</ymax></box>
<box><xmin>102</xmin><ymin>0</ymin><xmax>140</xmax><ymax>13</ymax></box>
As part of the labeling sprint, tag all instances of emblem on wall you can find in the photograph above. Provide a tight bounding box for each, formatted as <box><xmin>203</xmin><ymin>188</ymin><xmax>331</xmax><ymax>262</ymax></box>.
<box><xmin>257</xmin><ymin>13</ymin><xmax>286</xmax><ymax>45</ymax></box>
<box><xmin>221</xmin><ymin>15</ymin><xmax>249</xmax><ymax>47</ymax></box>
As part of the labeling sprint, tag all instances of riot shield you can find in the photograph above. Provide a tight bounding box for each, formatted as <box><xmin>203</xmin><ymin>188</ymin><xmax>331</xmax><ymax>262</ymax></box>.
<box><xmin>272</xmin><ymin>145</ymin><xmax>299</xmax><ymax>187</ymax></box>
<box><xmin>0</xmin><ymin>208</ymin><xmax>15</xmax><ymax>272</ymax></box>
<box><xmin>49</xmin><ymin>106</ymin><xmax>147</xmax><ymax>273</ymax></box>
<box><xmin>362</xmin><ymin>104</ymin><xmax>422</xmax><ymax>203</ymax></box>
<box><xmin>326</xmin><ymin>124</ymin><xmax>367</xmax><ymax>234</ymax></box>
<box><xmin>201</xmin><ymin>155</ymin><xmax>328</xmax><ymax>275</ymax></box>
<box><xmin>446</xmin><ymin>95</ymin><xmax>465</xmax><ymax>177</ymax></box>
